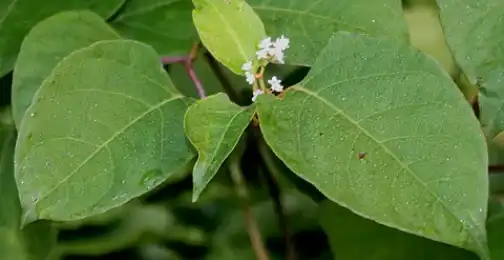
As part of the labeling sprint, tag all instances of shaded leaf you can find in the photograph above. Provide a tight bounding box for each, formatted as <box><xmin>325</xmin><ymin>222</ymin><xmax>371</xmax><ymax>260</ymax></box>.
<box><xmin>192</xmin><ymin>0</ymin><xmax>266</xmax><ymax>74</ymax></box>
<box><xmin>111</xmin><ymin>0</ymin><xmax>197</xmax><ymax>56</ymax></box>
<box><xmin>248</xmin><ymin>0</ymin><xmax>408</xmax><ymax>66</ymax></box>
<box><xmin>0</xmin><ymin>0</ymin><xmax>125</xmax><ymax>77</ymax></box>
<box><xmin>319</xmin><ymin>200</ymin><xmax>477</xmax><ymax>260</ymax></box>
<box><xmin>437</xmin><ymin>0</ymin><xmax>504</xmax><ymax>138</ymax></box>
<box><xmin>12</xmin><ymin>10</ymin><xmax>121</xmax><ymax>128</ymax></box>
<box><xmin>256</xmin><ymin>32</ymin><xmax>489</xmax><ymax>258</ymax></box>
<box><xmin>0</xmin><ymin>122</ymin><xmax>56</xmax><ymax>260</ymax></box>
<box><xmin>15</xmin><ymin>40</ymin><xmax>195</xmax><ymax>222</ymax></box>
<box><xmin>184</xmin><ymin>93</ymin><xmax>254</xmax><ymax>201</ymax></box>
<box><xmin>488</xmin><ymin>199</ymin><xmax>504</xmax><ymax>259</ymax></box>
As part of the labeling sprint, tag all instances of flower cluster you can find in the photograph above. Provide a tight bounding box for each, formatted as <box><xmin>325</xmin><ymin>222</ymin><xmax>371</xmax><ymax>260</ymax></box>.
<box><xmin>241</xmin><ymin>35</ymin><xmax>290</xmax><ymax>102</ymax></box>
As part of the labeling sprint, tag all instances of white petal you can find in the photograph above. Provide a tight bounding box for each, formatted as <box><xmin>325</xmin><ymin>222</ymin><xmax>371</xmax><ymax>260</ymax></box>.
<box><xmin>274</xmin><ymin>35</ymin><xmax>290</xmax><ymax>50</ymax></box>
<box><xmin>252</xmin><ymin>89</ymin><xmax>264</xmax><ymax>101</ymax></box>
<box><xmin>258</xmin><ymin>37</ymin><xmax>272</xmax><ymax>49</ymax></box>
<box><xmin>245</xmin><ymin>72</ymin><xmax>255</xmax><ymax>85</ymax></box>
<box><xmin>256</xmin><ymin>48</ymin><xmax>270</xmax><ymax>59</ymax></box>
<box><xmin>241</xmin><ymin>60</ymin><xmax>252</xmax><ymax>71</ymax></box>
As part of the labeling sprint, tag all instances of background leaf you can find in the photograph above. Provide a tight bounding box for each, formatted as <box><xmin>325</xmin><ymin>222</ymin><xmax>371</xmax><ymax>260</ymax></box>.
<box><xmin>319</xmin><ymin>200</ymin><xmax>477</xmax><ymax>260</ymax></box>
<box><xmin>12</xmin><ymin>10</ymin><xmax>121</xmax><ymax>128</ymax></box>
<box><xmin>256</xmin><ymin>32</ymin><xmax>489</xmax><ymax>257</ymax></box>
<box><xmin>0</xmin><ymin>0</ymin><xmax>125</xmax><ymax>78</ymax></box>
<box><xmin>111</xmin><ymin>0</ymin><xmax>197</xmax><ymax>57</ymax></box>
<box><xmin>0</xmin><ymin>117</ymin><xmax>56</xmax><ymax>260</ymax></box>
<box><xmin>248</xmin><ymin>0</ymin><xmax>409</xmax><ymax>66</ymax></box>
<box><xmin>192</xmin><ymin>0</ymin><xmax>266</xmax><ymax>74</ymax></box>
<box><xmin>437</xmin><ymin>0</ymin><xmax>504</xmax><ymax>138</ymax></box>
<box><xmin>184</xmin><ymin>93</ymin><xmax>255</xmax><ymax>201</ymax></box>
<box><xmin>15</xmin><ymin>40</ymin><xmax>195</xmax><ymax>222</ymax></box>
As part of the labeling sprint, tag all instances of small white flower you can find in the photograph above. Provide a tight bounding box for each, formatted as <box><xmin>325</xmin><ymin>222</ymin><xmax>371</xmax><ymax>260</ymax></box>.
<box><xmin>256</xmin><ymin>48</ymin><xmax>270</xmax><ymax>60</ymax></box>
<box><xmin>252</xmin><ymin>89</ymin><xmax>264</xmax><ymax>102</ymax></box>
<box><xmin>273</xmin><ymin>35</ymin><xmax>290</xmax><ymax>51</ymax></box>
<box><xmin>245</xmin><ymin>71</ymin><xmax>255</xmax><ymax>85</ymax></box>
<box><xmin>270</xmin><ymin>49</ymin><xmax>285</xmax><ymax>64</ymax></box>
<box><xmin>242</xmin><ymin>60</ymin><xmax>252</xmax><ymax>72</ymax></box>
<box><xmin>268</xmin><ymin>76</ymin><xmax>283</xmax><ymax>92</ymax></box>
<box><xmin>258</xmin><ymin>37</ymin><xmax>273</xmax><ymax>49</ymax></box>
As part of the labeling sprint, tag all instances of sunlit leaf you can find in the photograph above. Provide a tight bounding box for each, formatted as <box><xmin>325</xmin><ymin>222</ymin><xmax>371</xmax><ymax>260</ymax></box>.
<box><xmin>0</xmin><ymin>0</ymin><xmax>125</xmax><ymax>77</ymax></box>
<box><xmin>257</xmin><ymin>32</ymin><xmax>489</xmax><ymax>258</ymax></box>
<box><xmin>15</xmin><ymin>40</ymin><xmax>195</xmax><ymax>222</ymax></box>
<box><xmin>248</xmin><ymin>0</ymin><xmax>408</xmax><ymax>66</ymax></box>
<box><xmin>184</xmin><ymin>93</ymin><xmax>254</xmax><ymax>201</ymax></box>
<box><xmin>192</xmin><ymin>0</ymin><xmax>266</xmax><ymax>74</ymax></box>
<box><xmin>111</xmin><ymin>0</ymin><xmax>197</xmax><ymax>56</ymax></box>
<box><xmin>12</xmin><ymin>10</ymin><xmax>121</xmax><ymax>128</ymax></box>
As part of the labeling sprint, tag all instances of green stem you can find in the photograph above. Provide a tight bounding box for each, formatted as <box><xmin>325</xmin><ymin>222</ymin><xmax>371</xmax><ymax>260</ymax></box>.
<box><xmin>228</xmin><ymin>156</ymin><xmax>270</xmax><ymax>260</ymax></box>
<box><xmin>258</xmin><ymin>139</ymin><xmax>297</xmax><ymax>260</ymax></box>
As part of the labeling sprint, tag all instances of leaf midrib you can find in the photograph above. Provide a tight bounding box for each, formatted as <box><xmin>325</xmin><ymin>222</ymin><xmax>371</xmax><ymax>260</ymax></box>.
<box><xmin>290</xmin><ymin>85</ymin><xmax>486</xmax><ymax>254</ymax></box>
<box><xmin>203</xmin><ymin>0</ymin><xmax>249</xmax><ymax>61</ymax></box>
<box><xmin>195</xmin><ymin>107</ymin><xmax>251</xmax><ymax>178</ymax></box>
<box><xmin>33</xmin><ymin>95</ymin><xmax>183</xmax><ymax>208</ymax></box>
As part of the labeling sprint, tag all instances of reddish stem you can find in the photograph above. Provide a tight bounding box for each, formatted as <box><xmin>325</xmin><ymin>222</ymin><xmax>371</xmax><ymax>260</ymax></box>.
<box><xmin>184</xmin><ymin>60</ymin><xmax>206</xmax><ymax>98</ymax></box>
<box><xmin>160</xmin><ymin>43</ymin><xmax>205</xmax><ymax>98</ymax></box>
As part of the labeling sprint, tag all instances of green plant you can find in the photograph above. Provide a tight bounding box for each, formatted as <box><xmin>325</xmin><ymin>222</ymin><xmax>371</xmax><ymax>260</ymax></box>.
<box><xmin>1</xmin><ymin>0</ymin><xmax>503</xmax><ymax>259</ymax></box>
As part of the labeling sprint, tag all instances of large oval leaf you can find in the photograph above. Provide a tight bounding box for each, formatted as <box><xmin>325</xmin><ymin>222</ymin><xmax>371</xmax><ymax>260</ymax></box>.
<box><xmin>437</xmin><ymin>0</ymin><xmax>504</xmax><ymax>139</ymax></box>
<box><xmin>12</xmin><ymin>10</ymin><xmax>121</xmax><ymax>128</ymax></box>
<box><xmin>184</xmin><ymin>93</ymin><xmax>254</xmax><ymax>201</ymax></box>
<box><xmin>248</xmin><ymin>0</ymin><xmax>408</xmax><ymax>66</ymax></box>
<box><xmin>111</xmin><ymin>0</ymin><xmax>197</xmax><ymax>57</ymax></box>
<box><xmin>0</xmin><ymin>0</ymin><xmax>125</xmax><ymax>77</ymax></box>
<box><xmin>256</xmin><ymin>32</ymin><xmax>489</xmax><ymax>258</ymax></box>
<box><xmin>0</xmin><ymin>121</ymin><xmax>56</xmax><ymax>260</ymax></box>
<box><xmin>192</xmin><ymin>0</ymin><xmax>266</xmax><ymax>74</ymax></box>
<box><xmin>319</xmin><ymin>201</ymin><xmax>477</xmax><ymax>260</ymax></box>
<box><xmin>15</xmin><ymin>40</ymin><xmax>195</xmax><ymax>222</ymax></box>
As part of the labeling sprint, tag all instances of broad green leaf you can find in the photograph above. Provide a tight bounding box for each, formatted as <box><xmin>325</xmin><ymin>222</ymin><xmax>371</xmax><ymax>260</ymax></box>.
<box><xmin>15</xmin><ymin>40</ymin><xmax>195</xmax><ymax>222</ymax></box>
<box><xmin>319</xmin><ymin>201</ymin><xmax>477</xmax><ymax>260</ymax></box>
<box><xmin>192</xmin><ymin>0</ymin><xmax>266</xmax><ymax>74</ymax></box>
<box><xmin>12</xmin><ymin>10</ymin><xmax>121</xmax><ymax>128</ymax></box>
<box><xmin>111</xmin><ymin>0</ymin><xmax>197</xmax><ymax>57</ymax></box>
<box><xmin>0</xmin><ymin>0</ymin><xmax>125</xmax><ymax>78</ymax></box>
<box><xmin>437</xmin><ymin>0</ymin><xmax>504</xmax><ymax>138</ymax></box>
<box><xmin>0</xmin><ymin>123</ymin><xmax>56</xmax><ymax>260</ymax></box>
<box><xmin>256</xmin><ymin>32</ymin><xmax>489</xmax><ymax>258</ymax></box>
<box><xmin>248</xmin><ymin>0</ymin><xmax>408</xmax><ymax>66</ymax></box>
<box><xmin>184</xmin><ymin>93</ymin><xmax>254</xmax><ymax>201</ymax></box>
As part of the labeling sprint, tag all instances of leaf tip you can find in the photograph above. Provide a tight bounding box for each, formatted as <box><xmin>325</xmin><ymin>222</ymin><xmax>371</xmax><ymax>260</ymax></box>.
<box><xmin>20</xmin><ymin>207</ymin><xmax>38</xmax><ymax>228</ymax></box>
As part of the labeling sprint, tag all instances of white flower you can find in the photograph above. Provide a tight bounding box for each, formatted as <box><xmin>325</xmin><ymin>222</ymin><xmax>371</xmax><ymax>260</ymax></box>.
<box><xmin>268</xmin><ymin>76</ymin><xmax>283</xmax><ymax>92</ymax></box>
<box><xmin>252</xmin><ymin>89</ymin><xmax>264</xmax><ymax>102</ymax></box>
<box><xmin>245</xmin><ymin>71</ymin><xmax>255</xmax><ymax>85</ymax></box>
<box><xmin>269</xmin><ymin>49</ymin><xmax>285</xmax><ymax>64</ymax></box>
<box><xmin>273</xmin><ymin>35</ymin><xmax>290</xmax><ymax>51</ymax></box>
<box><xmin>241</xmin><ymin>60</ymin><xmax>252</xmax><ymax>72</ymax></box>
<box><xmin>258</xmin><ymin>37</ymin><xmax>273</xmax><ymax>49</ymax></box>
<box><xmin>256</xmin><ymin>48</ymin><xmax>270</xmax><ymax>60</ymax></box>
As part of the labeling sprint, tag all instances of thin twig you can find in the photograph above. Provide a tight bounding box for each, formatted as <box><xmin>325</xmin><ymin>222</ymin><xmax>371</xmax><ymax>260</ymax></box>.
<box><xmin>229</xmin><ymin>158</ymin><xmax>270</xmax><ymax>260</ymax></box>
<box><xmin>203</xmin><ymin>51</ymin><xmax>243</xmax><ymax>104</ymax></box>
<box><xmin>160</xmin><ymin>43</ymin><xmax>206</xmax><ymax>98</ymax></box>
<box><xmin>161</xmin><ymin>56</ymin><xmax>187</xmax><ymax>64</ymax></box>
<box><xmin>258</xmin><ymin>139</ymin><xmax>297</xmax><ymax>260</ymax></box>
<box><xmin>184</xmin><ymin>60</ymin><xmax>206</xmax><ymax>98</ymax></box>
